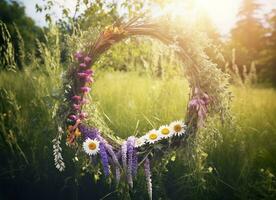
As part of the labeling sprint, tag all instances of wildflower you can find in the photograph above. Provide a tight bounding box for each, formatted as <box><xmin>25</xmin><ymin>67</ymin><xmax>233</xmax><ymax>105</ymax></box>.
<box><xmin>83</xmin><ymin>138</ymin><xmax>99</xmax><ymax>155</ymax></box>
<box><xmin>121</xmin><ymin>141</ymin><xmax>127</xmax><ymax>171</ymax></box>
<box><xmin>189</xmin><ymin>97</ymin><xmax>208</xmax><ymax>127</ymax></box>
<box><xmin>127</xmin><ymin>136</ymin><xmax>135</xmax><ymax>188</ymax></box>
<box><xmin>79</xmin><ymin>112</ymin><xmax>88</xmax><ymax>119</ymax></box>
<box><xmin>145</xmin><ymin>130</ymin><xmax>161</xmax><ymax>144</ymax></box>
<box><xmin>68</xmin><ymin>114</ymin><xmax>77</xmax><ymax>121</ymax></box>
<box><xmin>144</xmin><ymin>158</ymin><xmax>152</xmax><ymax>200</ymax></box>
<box><xmin>84</xmin><ymin>56</ymin><xmax>92</xmax><ymax>65</ymax></box>
<box><xmin>159</xmin><ymin>125</ymin><xmax>172</xmax><ymax>138</ymax></box>
<box><xmin>78</xmin><ymin>72</ymin><xmax>90</xmax><ymax>79</ymax></box>
<box><xmin>79</xmin><ymin>63</ymin><xmax>86</xmax><ymax>68</ymax></box>
<box><xmin>80</xmin><ymin>86</ymin><xmax>91</xmax><ymax>93</ymax></box>
<box><xmin>83</xmin><ymin>69</ymin><xmax>94</xmax><ymax>75</ymax></box>
<box><xmin>71</xmin><ymin>95</ymin><xmax>82</xmax><ymax>101</ymax></box>
<box><xmin>170</xmin><ymin>120</ymin><xmax>186</xmax><ymax>136</ymax></box>
<box><xmin>132</xmin><ymin>148</ymin><xmax>138</xmax><ymax>177</ymax></box>
<box><xmin>135</xmin><ymin>136</ymin><xmax>146</xmax><ymax>147</ymax></box>
<box><xmin>85</xmin><ymin>77</ymin><xmax>94</xmax><ymax>83</ymax></box>
<box><xmin>99</xmin><ymin>142</ymin><xmax>109</xmax><ymax>176</ymax></box>
<box><xmin>74</xmin><ymin>128</ymin><xmax>81</xmax><ymax>137</ymax></box>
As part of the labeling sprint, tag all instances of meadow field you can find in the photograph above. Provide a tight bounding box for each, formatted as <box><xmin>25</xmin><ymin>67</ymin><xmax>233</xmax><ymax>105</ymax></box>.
<box><xmin>0</xmin><ymin>70</ymin><xmax>275</xmax><ymax>199</ymax></box>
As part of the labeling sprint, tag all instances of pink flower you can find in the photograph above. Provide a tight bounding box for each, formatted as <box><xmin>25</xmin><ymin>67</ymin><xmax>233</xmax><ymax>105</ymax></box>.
<box><xmin>79</xmin><ymin>112</ymin><xmax>88</xmax><ymax>119</ymax></box>
<box><xmin>68</xmin><ymin>114</ymin><xmax>77</xmax><ymax>120</ymax></box>
<box><xmin>84</xmin><ymin>56</ymin><xmax>92</xmax><ymax>65</ymax></box>
<box><xmin>78</xmin><ymin>72</ymin><xmax>90</xmax><ymax>79</ymax></box>
<box><xmin>79</xmin><ymin>63</ymin><xmax>86</xmax><ymax>68</ymax></box>
<box><xmin>85</xmin><ymin>77</ymin><xmax>94</xmax><ymax>83</ymax></box>
<box><xmin>80</xmin><ymin>86</ymin><xmax>91</xmax><ymax>93</ymax></box>
<box><xmin>71</xmin><ymin>95</ymin><xmax>81</xmax><ymax>101</ymax></box>
<box><xmin>83</xmin><ymin>69</ymin><xmax>94</xmax><ymax>75</ymax></box>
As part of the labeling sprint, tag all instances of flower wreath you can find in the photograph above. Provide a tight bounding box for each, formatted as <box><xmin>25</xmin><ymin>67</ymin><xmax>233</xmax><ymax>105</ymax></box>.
<box><xmin>53</xmin><ymin>18</ymin><xmax>230</xmax><ymax>199</ymax></box>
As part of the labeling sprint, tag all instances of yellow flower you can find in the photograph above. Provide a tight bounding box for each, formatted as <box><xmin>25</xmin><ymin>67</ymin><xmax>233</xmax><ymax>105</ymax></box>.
<box><xmin>159</xmin><ymin>125</ymin><xmax>172</xmax><ymax>138</ymax></box>
<box><xmin>145</xmin><ymin>130</ymin><xmax>161</xmax><ymax>144</ymax></box>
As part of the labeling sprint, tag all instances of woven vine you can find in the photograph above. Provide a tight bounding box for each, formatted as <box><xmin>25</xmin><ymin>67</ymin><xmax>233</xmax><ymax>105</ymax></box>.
<box><xmin>53</xmin><ymin>17</ymin><xmax>230</xmax><ymax>199</ymax></box>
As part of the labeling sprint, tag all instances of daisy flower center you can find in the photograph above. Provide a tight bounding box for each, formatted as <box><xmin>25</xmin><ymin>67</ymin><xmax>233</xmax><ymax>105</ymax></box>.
<box><xmin>88</xmin><ymin>142</ymin><xmax>97</xmax><ymax>150</ymax></box>
<box><xmin>161</xmin><ymin>128</ymin><xmax>170</xmax><ymax>135</ymax></box>
<box><xmin>149</xmin><ymin>133</ymin><xmax>158</xmax><ymax>140</ymax></box>
<box><xmin>174</xmin><ymin>124</ymin><xmax>182</xmax><ymax>132</ymax></box>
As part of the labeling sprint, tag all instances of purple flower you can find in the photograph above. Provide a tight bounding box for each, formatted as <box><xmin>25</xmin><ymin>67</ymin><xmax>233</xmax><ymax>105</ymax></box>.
<box><xmin>79</xmin><ymin>63</ymin><xmax>87</xmax><ymax>68</ymax></box>
<box><xmin>144</xmin><ymin>158</ymin><xmax>152</xmax><ymax>200</ymax></box>
<box><xmin>68</xmin><ymin>114</ymin><xmax>77</xmax><ymax>121</ymax></box>
<box><xmin>71</xmin><ymin>95</ymin><xmax>81</xmax><ymax>101</ymax></box>
<box><xmin>84</xmin><ymin>56</ymin><xmax>92</xmax><ymax>65</ymax></box>
<box><xmin>80</xmin><ymin>86</ymin><xmax>91</xmax><ymax>93</ymax></box>
<box><xmin>78</xmin><ymin>72</ymin><xmax>90</xmax><ymax>79</ymax></box>
<box><xmin>127</xmin><ymin>136</ymin><xmax>135</xmax><ymax>188</ymax></box>
<box><xmin>189</xmin><ymin>97</ymin><xmax>208</xmax><ymax>127</ymax></box>
<box><xmin>121</xmin><ymin>141</ymin><xmax>127</xmax><ymax>171</ymax></box>
<box><xmin>99</xmin><ymin>142</ymin><xmax>109</xmax><ymax>176</ymax></box>
<box><xmin>78</xmin><ymin>125</ymin><xmax>98</xmax><ymax>139</ymax></box>
<box><xmin>83</xmin><ymin>69</ymin><xmax>94</xmax><ymax>75</ymax></box>
<box><xmin>85</xmin><ymin>77</ymin><xmax>94</xmax><ymax>83</ymax></box>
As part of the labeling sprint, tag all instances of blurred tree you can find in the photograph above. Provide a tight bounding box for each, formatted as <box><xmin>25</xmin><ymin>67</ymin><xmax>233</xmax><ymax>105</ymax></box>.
<box><xmin>13</xmin><ymin>23</ymin><xmax>25</xmax><ymax>70</ymax></box>
<box><xmin>0</xmin><ymin>0</ymin><xmax>43</xmax><ymax>56</ymax></box>
<box><xmin>230</xmin><ymin>0</ymin><xmax>265</xmax><ymax>68</ymax></box>
<box><xmin>261</xmin><ymin>9</ymin><xmax>276</xmax><ymax>86</ymax></box>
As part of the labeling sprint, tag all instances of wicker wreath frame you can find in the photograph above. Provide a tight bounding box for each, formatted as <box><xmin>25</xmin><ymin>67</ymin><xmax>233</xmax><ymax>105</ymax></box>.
<box><xmin>53</xmin><ymin>17</ymin><xmax>229</xmax><ymax>199</ymax></box>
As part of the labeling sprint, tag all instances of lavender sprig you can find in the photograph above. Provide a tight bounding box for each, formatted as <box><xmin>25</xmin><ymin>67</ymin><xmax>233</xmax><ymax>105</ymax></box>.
<box><xmin>127</xmin><ymin>136</ymin><xmax>135</xmax><ymax>188</ymax></box>
<box><xmin>99</xmin><ymin>142</ymin><xmax>110</xmax><ymax>176</ymax></box>
<box><xmin>121</xmin><ymin>141</ymin><xmax>127</xmax><ymax>171</ymax></box>
<box><xmin>144</xmin><ymin>157</ymin><xmax>152</xmax><ymax>200</ymax></box>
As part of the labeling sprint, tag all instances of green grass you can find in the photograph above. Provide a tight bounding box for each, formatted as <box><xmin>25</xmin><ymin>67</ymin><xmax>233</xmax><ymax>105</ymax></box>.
<box><xmin>0</xmin><ymin>70</ymin><xmax>275</xmax><ymax>199</ymax></box>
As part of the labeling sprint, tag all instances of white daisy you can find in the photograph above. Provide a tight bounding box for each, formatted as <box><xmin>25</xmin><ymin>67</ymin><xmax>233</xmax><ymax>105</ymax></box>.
<box><xmin>145</xmin><ymin>129</ymin><xmax>161</xmax><ymax>144</ymax></box>
<box><xmin>135</xmin><ymin>136</ymin><xmax>147</xmax><ymax>147</ymax></box>
<box><xmin>159</xmin><ymin>125</ymin><xmax>172</xmax><ymax>139</ymax></box>
<box><xmin>170</xmin><ymin>120</ymin><xmax>186</xmax><ymax>136</ymax></box>
<box><xmin>83</xmin><ymin>138</ymin><xmax>100</xmax><ymax>156</ymax></box>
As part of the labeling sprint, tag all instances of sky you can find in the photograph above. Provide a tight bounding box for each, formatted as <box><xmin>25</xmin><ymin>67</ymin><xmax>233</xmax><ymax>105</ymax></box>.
<box><xmin>19</xmin><ymin>0</ymin><xmax>276</xmax><ymax>36</ymax></box>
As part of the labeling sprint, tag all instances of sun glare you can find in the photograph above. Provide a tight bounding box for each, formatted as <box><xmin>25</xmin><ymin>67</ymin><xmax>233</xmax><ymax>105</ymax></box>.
<box><xmin>152</xmin><ymin>0</ymin><xmax>241</xmax><ymax>35</ymax></box>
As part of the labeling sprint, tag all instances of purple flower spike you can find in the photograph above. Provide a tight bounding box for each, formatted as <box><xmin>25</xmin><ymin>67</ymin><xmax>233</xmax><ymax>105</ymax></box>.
<box><xmin>121</xmin><ymin>141</ymin><xmax>127</xmax><ymax>171</ymax></box>
<box><xmin>85</xmin><ymin>77</ymin><xmax>94</xmax><ymax>83</ymax></box>
<box><xmin>99</xmin><ymin>142</ymin><xmax>109</xmax><ymax>176</ymax></box>
<box><xmin>73</xmin><ymin>104</ymin><xmax>81</xmax><ymax>110</ymax></box>
<box><xmin>78</xmin><ymin>72</ymin><xmax>90</xmax><ymax>79</ymax></box>
<box><xmin>84</xmin><ymin>56</ymin><xmax>92</xmax><ymax>65</ymax></box>
<box><xmin>83</xmin><ymin>69</ymin><xmax>94</xmax><ymax>75</ymax></box>
<box><xmin>79</xmin><ymin>63</ymin><xmax>87</xmax><ymax>68</ymax></box>
<box><xmin>80</xmin><ymin>86</ymin><xmax>91</xmax><ymax>93</ymax></box>
<box><xmin>144</xmin><ymin>158</ymin><xmax>152</xmax><ymax>200</ymax></box>
<box><xmin>68</xmin><ymin>114</ymin><xmax>77</xmax><ymax>121</ymax></box>
<box><xmin>78</xmin><ymin>125</ymin><xmax>98</xmax><ymax>139</ymax></box>
<box><xmin>71</xmin><ymin>95</ymin><xmax>81</xmax><ymax>101</ymax></box>
<box><xmin>127</xmin><ymin>136</ymin><xmax>135</xmax><ymax>188</ymax></box>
